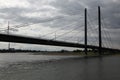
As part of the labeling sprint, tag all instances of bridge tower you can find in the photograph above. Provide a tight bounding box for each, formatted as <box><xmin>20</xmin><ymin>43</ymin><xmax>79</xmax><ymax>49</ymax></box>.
<box><xmin>98</xmin><ymin>6</ymin><xmax>102</xmax><ymax>55</ymax></box>
<box><xmin>84</xmin><ymin>8</ymin><xmax>88</xmax><ymax>55</ymax></box>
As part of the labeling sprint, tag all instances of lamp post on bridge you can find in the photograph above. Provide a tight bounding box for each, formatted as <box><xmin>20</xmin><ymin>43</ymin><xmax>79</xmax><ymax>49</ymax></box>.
<box><xmin>7</xmin><ymin>21</ymin><xmax>11</xmax><ymax>50</ymax></box>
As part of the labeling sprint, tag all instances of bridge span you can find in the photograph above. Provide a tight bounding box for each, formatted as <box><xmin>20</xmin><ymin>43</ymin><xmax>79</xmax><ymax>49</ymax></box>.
<box><xmin>0</xmin><ymin>33</ymin><xmax>119</xmax><ymax>52</ymax></box>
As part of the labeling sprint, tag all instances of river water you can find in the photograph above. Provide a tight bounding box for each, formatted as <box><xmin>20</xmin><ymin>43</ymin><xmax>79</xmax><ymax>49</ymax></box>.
<box><xmin>0</xmin><ymin>53</ymin><xmax>120</xmax><ymax>80</ymax></box>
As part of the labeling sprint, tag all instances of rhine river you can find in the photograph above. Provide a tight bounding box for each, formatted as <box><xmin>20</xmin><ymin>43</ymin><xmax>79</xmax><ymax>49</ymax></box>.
<box><xmin>0</xmin><ymin>53</ymin><xmax>120</xmax><ymax>80</ymax></box>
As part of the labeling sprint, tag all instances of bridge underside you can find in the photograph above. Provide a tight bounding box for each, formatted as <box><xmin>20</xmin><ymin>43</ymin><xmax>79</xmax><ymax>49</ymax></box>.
<box><xmin>0</xmin><ymin>33</ymin><xmax>119</xmax><ymax>52</ymax></box>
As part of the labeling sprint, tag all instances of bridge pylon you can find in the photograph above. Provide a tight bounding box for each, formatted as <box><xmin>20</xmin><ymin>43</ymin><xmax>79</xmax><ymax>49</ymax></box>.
<box><xmin>84</xmin><ymin>8</ymin><xmax>88</xmax><ymax>55</ymax></box>
<box><xmin>98</xmin><ymin>6</ymin><xmax>102</xmax><ymax>55</ymax></box>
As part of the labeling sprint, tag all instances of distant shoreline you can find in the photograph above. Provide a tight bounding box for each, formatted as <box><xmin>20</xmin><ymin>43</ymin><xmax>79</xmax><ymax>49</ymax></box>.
<box><xmin>0</xmin><ymin>49</ymin><xmax>119</xmax><ymax>56</ymax></box>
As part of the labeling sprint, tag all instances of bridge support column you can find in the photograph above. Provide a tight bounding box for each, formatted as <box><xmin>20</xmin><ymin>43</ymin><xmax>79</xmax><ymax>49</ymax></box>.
<box><xmin>84</xmin><ymin>8</ymin><xmax>87</xmax><ymax>55</ymax></box>
<box><xmin>98</xmin><ymin>6</ymin><xmax>102</xmax><ymax>55</ymax></box>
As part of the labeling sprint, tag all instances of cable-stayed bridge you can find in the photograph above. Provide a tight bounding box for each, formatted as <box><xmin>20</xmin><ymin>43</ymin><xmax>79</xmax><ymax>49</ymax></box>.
<box><xmin>0</xmin><ymin>6</ymin><xmax>120</xmax><ymax>55</ymax></box>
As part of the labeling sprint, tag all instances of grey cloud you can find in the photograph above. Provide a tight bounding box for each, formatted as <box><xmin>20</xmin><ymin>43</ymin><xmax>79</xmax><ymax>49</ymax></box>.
<box><xmin>51</xmin><ymin>0</ymin><xmax>84</xmax><ymax>15</ymax></box>
<box><xmin>0</xmin><ymin>7</ymin><xmax>33</xmax><ymax>21</ymax></box>
<box><xmin>100</xmin><ymin>1</ymin><xmax>120</xmax><ymax>29</ymax></box>
<box><xmin>0</xmin><ymin>7</ymin><xmax>63</xmax><ymax>24</ymax></box>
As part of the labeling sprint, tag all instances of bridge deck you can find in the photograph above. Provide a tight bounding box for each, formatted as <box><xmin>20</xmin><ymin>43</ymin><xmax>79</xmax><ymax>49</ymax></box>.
<box><xmin>0</xmin><ymin>33</ymin><xmax>119</xmax><ymax>52</ymax></box>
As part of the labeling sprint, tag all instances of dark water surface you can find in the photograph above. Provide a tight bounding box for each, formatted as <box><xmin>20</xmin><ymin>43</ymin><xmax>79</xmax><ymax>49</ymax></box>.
<box><xmin>0</xmin><ymin>53</ymin><xmax>120</xmax><ymax>80</ymax></box>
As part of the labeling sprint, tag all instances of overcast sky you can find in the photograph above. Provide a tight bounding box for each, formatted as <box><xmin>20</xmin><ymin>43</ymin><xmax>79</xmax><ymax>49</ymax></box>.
<box><xmin>0</xmin><ymin>0</ymin><xmax>119</xmax><ymax>50</ymax></box>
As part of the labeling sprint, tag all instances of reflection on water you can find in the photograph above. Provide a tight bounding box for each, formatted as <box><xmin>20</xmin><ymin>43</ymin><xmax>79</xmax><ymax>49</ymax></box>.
<box><xmin>0</xmin><ymin>53</ymin><xmax>120</xmax><ymax>80</ymax></box>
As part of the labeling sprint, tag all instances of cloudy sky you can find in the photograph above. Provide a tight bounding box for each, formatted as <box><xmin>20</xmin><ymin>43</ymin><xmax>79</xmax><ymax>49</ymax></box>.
<box><xmin>0</xmin><ymin>0</ymin><xmax>119</xmax><ymax>50</ymax></box>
